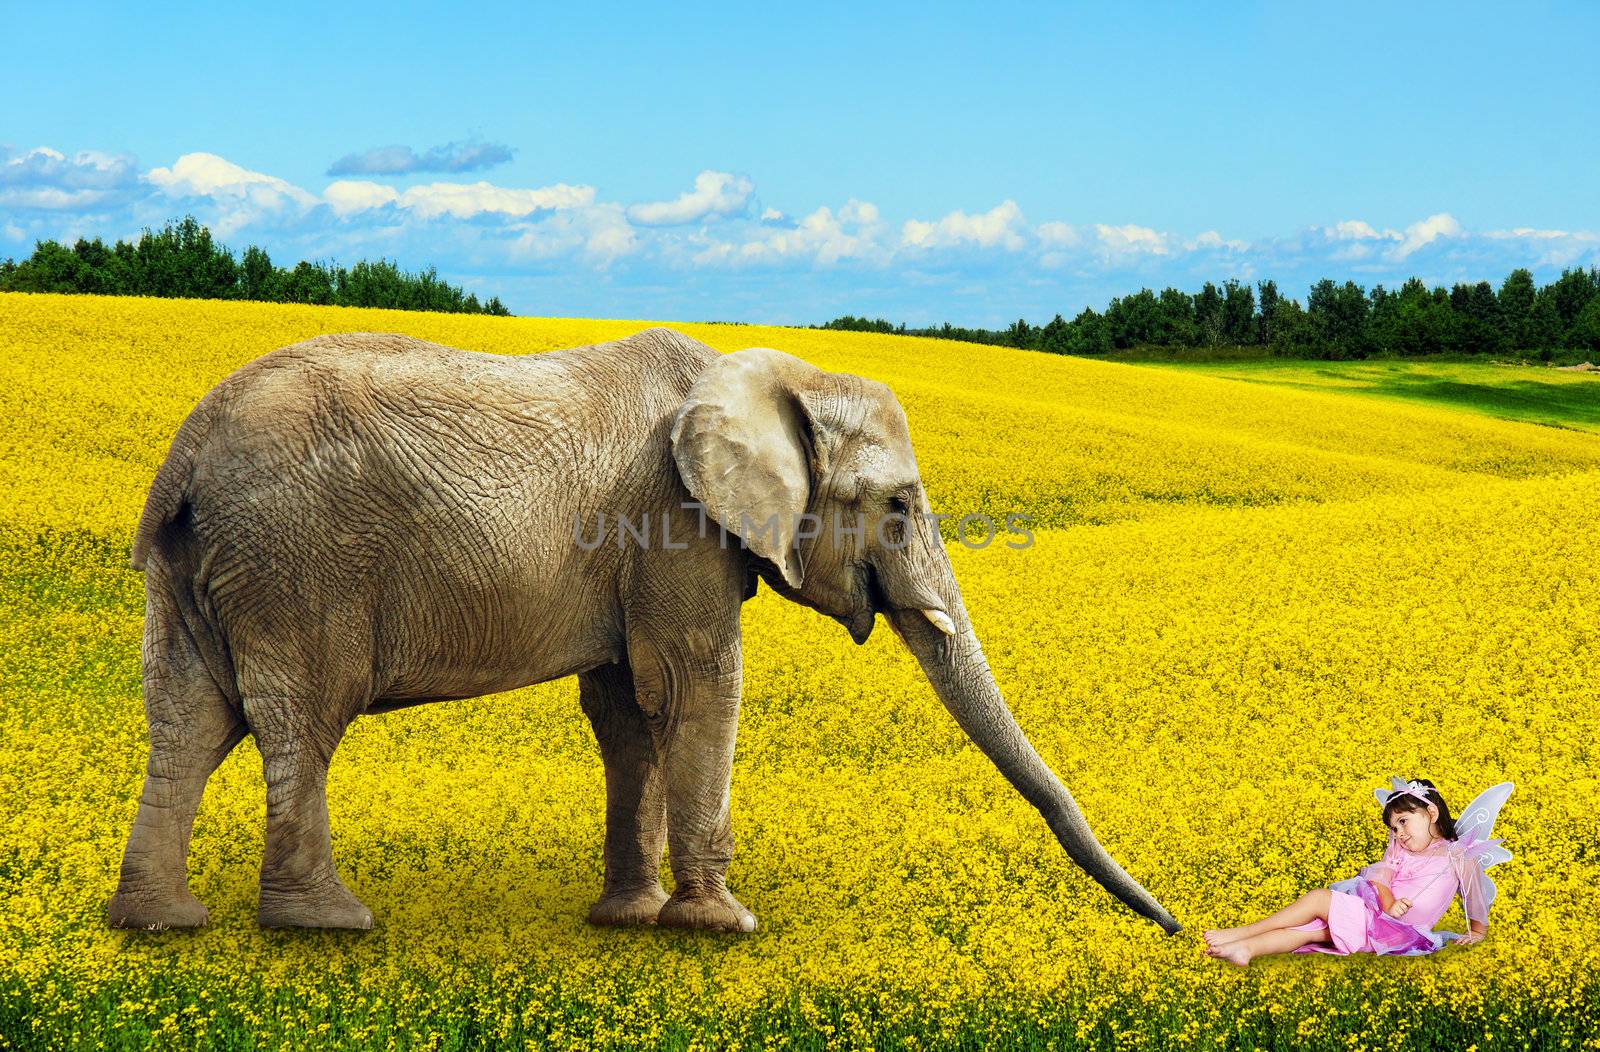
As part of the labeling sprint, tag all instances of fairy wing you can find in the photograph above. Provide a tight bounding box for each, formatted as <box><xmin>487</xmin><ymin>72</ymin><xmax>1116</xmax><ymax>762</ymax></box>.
<box><xmin>1469</xmin><ymin>841</ymin><xmax>1513</xmax><ymax>869</ymax></box>
<box><xmin>1448</xmin><ymin>782</ymin><xmax>1514</xmax><ymax>924</ymax></box>
<box><xmin>1452</xmin><ymin>840</ymin><xmax>1504</xmax><ymax>921</ymax></box>
<box><xmin>1478</xmin><ymin>867</ymin><xmax>1501</xmax><ymax>917</ymax></box>
<box><xmin>1454</xmin><ymin>782</ymin><xmax>1514</xmax><ymax>870</ymax></box>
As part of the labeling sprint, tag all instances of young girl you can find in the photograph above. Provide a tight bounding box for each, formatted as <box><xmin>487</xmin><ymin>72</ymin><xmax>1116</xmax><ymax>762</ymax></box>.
<box><xmin>1202</xmin><ymin>776</ymin><xmax>1509</xmax><ymax>966</ymax></box>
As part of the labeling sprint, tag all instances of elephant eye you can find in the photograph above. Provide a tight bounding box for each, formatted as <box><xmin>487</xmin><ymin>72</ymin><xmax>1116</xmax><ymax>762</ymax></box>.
<box><xmin>889</xmin><ymin>495</ymin><xmax>911</xmax><ymax>517</ymax></box>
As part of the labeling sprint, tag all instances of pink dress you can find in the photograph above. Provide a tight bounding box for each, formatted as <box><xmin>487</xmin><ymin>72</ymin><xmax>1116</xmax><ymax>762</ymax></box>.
<box><xmin>1288</xmin><ymin>831</ymin><xmax>1493</xmax><ymax>956</ymax></box>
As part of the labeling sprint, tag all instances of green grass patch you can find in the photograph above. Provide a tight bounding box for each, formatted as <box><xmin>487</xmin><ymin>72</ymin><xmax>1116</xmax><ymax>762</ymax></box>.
<box><xmin>1125</xmin><ymin>358</ymin><xmax>1600</xmax><ymax>432</ymax></box>
<box><xmin>3</xmin><ymin>960</ymin><xmax>1594</xmax><ymax>1051</ymax></box>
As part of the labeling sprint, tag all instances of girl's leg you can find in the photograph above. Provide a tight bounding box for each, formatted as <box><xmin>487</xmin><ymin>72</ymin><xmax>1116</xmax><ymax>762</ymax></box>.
<box><xmin>1211</xmin><ymin>925</ymin><xmax>1330</xmax><ymax>966</ymax></box>
<box><xmin>1205</xmin><ymin>889</ymin><xmax>1332</xmax><ymax>946</ymax></box>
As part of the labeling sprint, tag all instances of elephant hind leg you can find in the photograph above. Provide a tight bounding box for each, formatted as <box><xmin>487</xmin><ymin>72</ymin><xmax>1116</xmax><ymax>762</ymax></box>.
<box><xmin>240</xmin><ymin>687</ymin><xmax>374</xmax><ymax>930</ymax></box>
<box><xmin>579</xmin><ymin>660</ymin><xmax>669</xmax><ymax>926</ymax></box>
<box><xmin>108</xmin><ymin>562</ymin><xmax>248</xmax><ymax>930</ymax></box>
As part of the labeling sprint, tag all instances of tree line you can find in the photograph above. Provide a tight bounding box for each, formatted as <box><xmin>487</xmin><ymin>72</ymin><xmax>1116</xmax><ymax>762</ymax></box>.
<box><xmin>0</xmin><ymin>216</ymin><xmax>510</xmax><ymax>316</ymax></box>
<box><xmin>818</xmin><ymin>267</ymin><xmax>1600</xmax><ymax>359</ymax></box>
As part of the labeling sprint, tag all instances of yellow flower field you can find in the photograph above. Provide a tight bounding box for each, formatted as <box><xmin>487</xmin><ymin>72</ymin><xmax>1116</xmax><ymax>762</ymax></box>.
<box><xmin>1</xmin><ymin>291</ymin><xmax>1596</xmax><ymax>1049</ymax></box>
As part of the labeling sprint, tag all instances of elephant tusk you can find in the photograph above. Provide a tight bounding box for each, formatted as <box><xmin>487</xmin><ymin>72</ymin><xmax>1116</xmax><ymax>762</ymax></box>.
<box><xmin>921</xmin><ymin>608</ymin><xmax>956</xmax><ymax>635</ymax></box>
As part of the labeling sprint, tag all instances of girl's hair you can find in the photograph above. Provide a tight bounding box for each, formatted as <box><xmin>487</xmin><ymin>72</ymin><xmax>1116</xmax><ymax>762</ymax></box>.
<box><xmin>1382</xmin><ymin>777</ymin><xmax>1460</xmax><ymax>841</ymax></box>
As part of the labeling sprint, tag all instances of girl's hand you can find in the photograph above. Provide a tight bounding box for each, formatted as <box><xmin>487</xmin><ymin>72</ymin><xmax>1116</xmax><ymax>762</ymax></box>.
<box><xmin>1385</xmin><ymin>897</ymin><xmax>1411</xmax><ymax>919</ymax></box>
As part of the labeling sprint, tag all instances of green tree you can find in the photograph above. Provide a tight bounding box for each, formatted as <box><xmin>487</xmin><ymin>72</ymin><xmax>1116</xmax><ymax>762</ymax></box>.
<box><xmin>0</xmin><ymin>215</ymin><xmax>505</xmax><ymax>315</ymax></box>
<box><xmin>1307</xmin><ymin>279</ymin><xmax>1371</xmax><ymax>358</ymax></box>
<box><xmin>1220</xmin><ymin>279</ymin><xmax>1256</xmax><ymax>344</ymax></box>
<box><xmin>1530</xmin><ymin>286</ymin><xmax>1563</xmax><ymax>352</ymax></box>
<box><xmin>1194</xmin><ymin>282</ymin><xmax>1224</xmax><ymax>346</ymax></box>
<box><xmin>1450</xmin><ymin>280</ymin><xmax>1504</xmax><ymax>354</ymax></box>
<box><xmin>1374</xmin><ymin>278</ymin><xmax>1454</xmax><ymax>356</ymax></box>
<box><xmin>1256</xmin><ymin>280</ymin><xmax>1279</xmax><ymax>344</ymax></box>
<box><xmin>1498</xmin><ymin>268</ymin><xmax>1537</xmax><ymax>348</ymax></box>
<box><xmin>1157</xmin><ymin>287</ymin><xmax>1197</xmax><ymax>345</ymax></box>
<box><xmin>67</xmin><ymin>237</ymin><xmax>123</xmax><ymax>294</ymax></box>
<box><xmin>1268</xmin><ymin>298</ymin><xmax>1315</xmax><ymax>356</ymax></box>
<box><xmin>240</xmin><ymin>245</ymin><xmax>281</xmax><ymax>301</ymax></box>
<box><xmin>1038</xmin><ymin>312</ymin><xmax>1070</xmax><ymax>354</ymax></box>
<box><xmin>1</xmin><ymin>240</ymin><xmax>89</xmax><ymax>292</ymax></box>
<box><xmin>1065</xmin><ymin>307</ymin><xmax>1112</xmax><ymax>355</ymax></box>
<box><xmin>284</xmin><ymin>260</ymin><xmax>335</xmax><ymax>304</ymax></box>
<box><xmin>1567</xmin><ymin>295</ymin><xmax>1600</xmax><ymax>353</ymax></box>
<box><xmin>1104</xmin><ymin>290</ymin><xmax>1155</xmax><ymax>348</ymax></box>
<box><xmin>1545</xmin><ymin>267</ymin><xmax>1599</xmax><ymax>329</ymax></box>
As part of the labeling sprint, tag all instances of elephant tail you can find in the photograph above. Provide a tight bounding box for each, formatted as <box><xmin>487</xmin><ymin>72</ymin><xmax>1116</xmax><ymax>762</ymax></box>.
<box><xmin>131</xmin><ymin>391</ymin><xmax>223</xmax><ymax>571</ymax></box>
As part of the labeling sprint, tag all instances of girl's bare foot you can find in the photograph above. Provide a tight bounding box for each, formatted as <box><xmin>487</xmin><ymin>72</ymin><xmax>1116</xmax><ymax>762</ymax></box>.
<box><xmin>1204</xmin><ymin>926</ymin><xmax>1247</xmax><ymax>947</ymax></box>
<box><xmin>1213</xmin><ymin>938</ymin><xmax>1252</xmax><ymax>966</ymax></box>
<box><xmin>1202</xmin><ymin>934</ymin><xmax>1249</xmax><ymax>960</ymax></box>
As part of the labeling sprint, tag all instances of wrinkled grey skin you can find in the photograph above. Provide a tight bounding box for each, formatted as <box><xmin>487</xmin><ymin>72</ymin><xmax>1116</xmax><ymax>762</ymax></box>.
<box><xmin>106</xmin><ymin>327</ymin><xmax>1182</xmax><ymax>935</ymax></box>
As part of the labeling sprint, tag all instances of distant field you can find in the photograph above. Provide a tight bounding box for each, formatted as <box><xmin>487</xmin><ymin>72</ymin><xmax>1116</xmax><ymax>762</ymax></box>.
<box><xmin>2</xmin><ymin>293</ymin><xmax>1595</xmax><ymax>1050</ymax></box>
<box><xmin>1126</xmin><ymin>357</ymin><xmax>1600</xmax><ymax>434</ymax></box>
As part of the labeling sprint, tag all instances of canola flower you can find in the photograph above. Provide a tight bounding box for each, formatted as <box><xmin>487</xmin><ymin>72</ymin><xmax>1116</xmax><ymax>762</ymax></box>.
<box><xmin>1</xmin><ymin>291</ymin><xmax>1597</xmax><ymax>1049</ymax></box>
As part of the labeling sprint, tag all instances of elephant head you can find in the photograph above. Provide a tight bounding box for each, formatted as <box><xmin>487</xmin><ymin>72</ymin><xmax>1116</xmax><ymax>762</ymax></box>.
<box><xmin>671</xmin><ymin>347</ymin><xmax>1182</xmax><ymax>934</ymax></box>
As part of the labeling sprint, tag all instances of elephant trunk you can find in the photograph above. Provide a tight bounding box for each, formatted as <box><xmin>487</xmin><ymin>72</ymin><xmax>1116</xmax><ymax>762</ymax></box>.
<box><xmin>882</xmin><ymin>553</ymin><xmax>1182</xmax><ymax>935</ymax></box>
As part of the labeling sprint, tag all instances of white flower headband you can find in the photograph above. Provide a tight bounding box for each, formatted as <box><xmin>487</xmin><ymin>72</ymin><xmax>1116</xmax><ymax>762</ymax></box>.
<box><xmin>1374</xmin><ymin>775</ymin><xmax>1435</xmax><ymax>807</ymax></box>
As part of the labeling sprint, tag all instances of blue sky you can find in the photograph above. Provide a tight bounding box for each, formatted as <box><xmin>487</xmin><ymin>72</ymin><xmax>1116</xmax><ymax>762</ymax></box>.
<box><xmin>3</xmin><ymin>1</ymin><xmax>1597</xmax><ymax>326</ymax></box>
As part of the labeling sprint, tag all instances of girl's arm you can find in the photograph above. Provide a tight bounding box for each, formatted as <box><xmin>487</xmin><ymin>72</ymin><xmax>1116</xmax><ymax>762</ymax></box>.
<box><xmin>1359</xmin><ymin>832</ymin><xmax>1404</xmax><ymax>906</ymax></box>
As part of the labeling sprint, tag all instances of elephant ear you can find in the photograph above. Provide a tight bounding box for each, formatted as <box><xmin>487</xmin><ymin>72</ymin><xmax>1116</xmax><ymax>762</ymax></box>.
<box><xmin>670</xmin><ymin>347</ymin><xmax>835</xmax><ymax>589</ymax></box>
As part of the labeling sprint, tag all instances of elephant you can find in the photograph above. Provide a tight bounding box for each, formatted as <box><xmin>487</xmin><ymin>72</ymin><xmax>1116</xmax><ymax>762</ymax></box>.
<box><xmin>106</xmin><ymin>326</ymin><xmax>1182</xmax><ymax>936</ymax></box>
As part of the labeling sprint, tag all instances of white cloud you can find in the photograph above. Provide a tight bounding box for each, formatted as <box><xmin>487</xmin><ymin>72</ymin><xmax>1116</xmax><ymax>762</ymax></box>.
<box><xmin>691</xmin><ymin>198</ymin><xmax>888</xmax><ymax>266</ymax></box>
<box><xmin>391</xmin><ymin>180</ymin><xmax>593</xmax><ymax>220</ymax></box>
<box><xmin>1390</xmin><ymin>212</ymin><xmax>1462</xmax><ymax>259</ymax></box>
<box><xmin>1036</xmin><ymin>220</ymin><xmax>1081</xmax><ymax>247</ymax></box>
<box><xmin>1330</xmin><ymin>242</ymin><xmax>1375</xmax><ymax>262</ymax></box>
<box><xmin>2</xmin><ymin>146</ymin><xmax>132</xmax><ymax>185</ymax></box>
<box><xmin>1318</xmin><ymin>214</ymin><xmax>1465</xmax><ymax>260</ymax></box>
<box><xmin>901</xmin><ymin>200</ymin><xmax>1027</xmax><ymax>251</ymax></box>
<box><xmin>1094</xmin><ymin>223</ymin><xmax>1171</xmax><ymax>258</ymax></box>
<box><xmin>5</xmin><ymin>145</ymin><xmax>65</xmax><ymax>165</ymax></box>
<box><xmin>0</xmin><ymin>187</ymin><xmax>108</xmax><ymax>210</ymax></box>
<box><xmin>323</xmin><ymin>179</ymin><xmax>400</xmax><ymax>217</ymax></box>
<box><xmin>1485</xmin><ymin>226</ymin><xmax>1571</xmax><ymax>241</ymax></box>
<box><xmin>145</xmin><ymin>152</ymin><xmax>320</xmax><ymax>210</ymax></box>
<box><xmin>1186</xmin><ymin>230</ymin><xmax>1249</xmax><ymax>252</ymax></box>
<box><xmin>625</xmin><ymin>170</ymin><xmax>754</xmax><ymax>226</ymax></box>
<box><xmin>585</xmin><ymin>219</ymin><xmax>638</xmax><ymax>262</ymax></box>
<box><xmin>0</xmin><ymin>145</ymin><xmax>142</xmax><ymax>212</ymax></box>
<box><xmin>139</xmin><ymin>152</ymin><xmax>328</xmax><ymax>235</ymax></box>
<box><xmin>1482</xmin><ymin>226</ymin><xmax>1600</xmax><ymax>267</ymax></box>
<box><xmin>319</xmin><ymin>175</ymin><xmax>593</xmax><ymax>220</ymax></box>
<box><xmin>1324</xmin><ymin>219</ymin><xmax>1394</xmax><ymax>241</ymax></box>
<box><xmin>505</xmin><ymin>201</ymin><xmax>637</xmax><ymax>265</ymax></box>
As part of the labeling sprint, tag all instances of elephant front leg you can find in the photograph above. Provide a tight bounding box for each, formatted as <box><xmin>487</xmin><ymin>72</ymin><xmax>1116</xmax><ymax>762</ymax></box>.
<box><xmin>578</xmin><ymin>661</ymin><xmax>669</xmax><ymax>926</ymax></box>
<box><xmin>630</xmin><ymin>635</ymin><xmax>757</xmax><ymax>933</ymax></box>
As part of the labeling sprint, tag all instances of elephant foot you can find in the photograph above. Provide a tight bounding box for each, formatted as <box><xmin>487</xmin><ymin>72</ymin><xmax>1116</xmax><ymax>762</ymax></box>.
<box><xmin>107</xmin><ymin>885</ymin><xmax>210</xmax><ymax>930</ymax></box>
<box><xmin>588</xmin><ymin>883</ymin><xmax>670</xmax><ymax>927</ymax></box>
<box><xmin>657</xmin><ymin>880</ymin><xmax>758</xmax><ymax>933</ymax></box>
<box><xmin>258</xmin><ymin>875</ymin><xmax>374</xmax><ymax>930</ymax></box>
